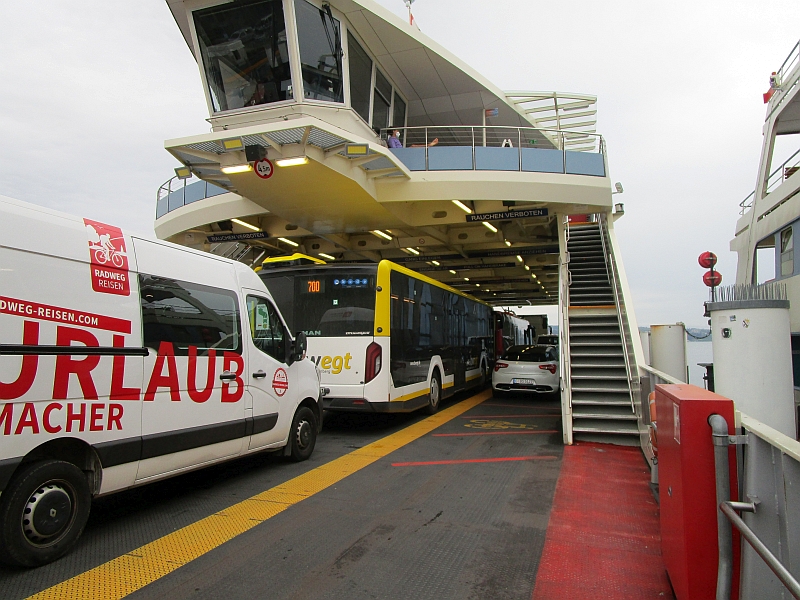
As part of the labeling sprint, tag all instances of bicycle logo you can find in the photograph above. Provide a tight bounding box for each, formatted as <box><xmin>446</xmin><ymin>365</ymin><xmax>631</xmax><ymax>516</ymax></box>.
<box><xmin>89</xmin><ymin>234</ymin><xmax>127</xmax><ymax>268</ymax></box>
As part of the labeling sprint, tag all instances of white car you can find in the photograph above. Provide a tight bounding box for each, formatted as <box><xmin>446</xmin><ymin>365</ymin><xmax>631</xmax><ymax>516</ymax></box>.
<box><xmin>492</xmin><ymin>345</ymin><xmax>559</xmax><ymax>396</ymax></box>
<box><xmin>536</xmin><ymin>334</ymin><xmax>559</xmax><ymax>347</ymax></box>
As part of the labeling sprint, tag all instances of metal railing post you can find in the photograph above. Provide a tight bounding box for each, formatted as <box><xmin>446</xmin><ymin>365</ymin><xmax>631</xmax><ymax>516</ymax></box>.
<box><xmin>709</xmin><ymin>414</ymin><xmax>734</xmax><ymax>600</ymax></box>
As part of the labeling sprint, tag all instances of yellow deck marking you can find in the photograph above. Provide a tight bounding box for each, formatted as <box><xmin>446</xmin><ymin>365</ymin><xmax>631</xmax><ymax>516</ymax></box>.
<box><xmin>29</xmin><ymin>389</ymin><xmax>491</xmax><ymax>600</ymax></box>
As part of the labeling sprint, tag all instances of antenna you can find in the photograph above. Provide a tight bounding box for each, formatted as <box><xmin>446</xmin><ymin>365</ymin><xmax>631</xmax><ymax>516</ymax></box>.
<box><xmin>403</xmin><ymin>0</ymin><xmax>416</xmax><ymax>26</ymax></box>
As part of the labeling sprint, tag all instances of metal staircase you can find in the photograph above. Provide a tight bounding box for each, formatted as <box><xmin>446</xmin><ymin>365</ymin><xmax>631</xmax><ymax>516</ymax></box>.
<box><xmin>566</xmin><ymin>222</ymin><xmax>639</xmax><ymax>443</ymax></box>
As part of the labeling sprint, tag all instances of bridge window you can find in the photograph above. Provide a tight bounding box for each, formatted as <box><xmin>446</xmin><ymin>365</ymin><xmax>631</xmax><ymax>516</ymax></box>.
<box><xmin>295</xmin><ymin>0</ymin><xmax>343</xmax><ymax>103</ymax></box>
<box><xmin>194</xmin><ymin>0</ymin><xmax>292</xmax><ymax>113</ymax></box>
<box><xmin>392</xmin><ymin>91</ymin><xmax>406</xmax><ymax>127</ymax></box>
<box><xmin>781</xmin><ymin>226</ymin><xmax>794</xmax><ymax>277</ymax></box>
<box><xmin>372</xmin><ymin>70</ymin><xmax>392</xmax><ymax>131</ymax></box>
<box><xmin>347</xmin><ymin>32</ymin><xmax>372</xmax><ymax>123</ymax></box>
<box><xmin>754</xmin><ymin>235</ymin><xmax>775</xmax><ymax>284</ymax></box>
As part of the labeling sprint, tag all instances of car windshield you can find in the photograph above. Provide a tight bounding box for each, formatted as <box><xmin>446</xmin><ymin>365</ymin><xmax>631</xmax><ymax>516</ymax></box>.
<box><xmin>538</xmin><ymin>336</ymin><xmax>558</xmax><ymax>345</ymax></box>
<box><xmin>502</xmin><ymin>345</ymin><xmax>551</xmax><ymax>362</ymax></box>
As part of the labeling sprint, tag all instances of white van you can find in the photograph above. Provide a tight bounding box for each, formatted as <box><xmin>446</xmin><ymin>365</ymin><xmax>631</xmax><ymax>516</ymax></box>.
<box><xmin>0</xmin><ymin>196</ymin><xmax>322</xmax><ymax>567</ymax></box>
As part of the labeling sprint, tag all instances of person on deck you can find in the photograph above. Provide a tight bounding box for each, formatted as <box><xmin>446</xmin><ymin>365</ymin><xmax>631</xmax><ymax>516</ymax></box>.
<box><xmin>388</xmin><ymin>130</ymin><xmax>403</xmax><ymax>148</ymax></box>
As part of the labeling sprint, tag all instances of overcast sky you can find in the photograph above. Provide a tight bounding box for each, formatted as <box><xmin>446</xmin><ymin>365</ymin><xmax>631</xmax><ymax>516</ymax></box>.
<box><xmin>1</xmin><ymin>0</ymin><xmax>798</xmax><ymax>328</ymax></box>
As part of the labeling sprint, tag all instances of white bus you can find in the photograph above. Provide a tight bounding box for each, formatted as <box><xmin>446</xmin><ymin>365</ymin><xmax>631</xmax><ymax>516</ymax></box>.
<box><xmin>259</xmin><ymin>259</ymin><xmax>494</xmax><ymax>414</ymax></box>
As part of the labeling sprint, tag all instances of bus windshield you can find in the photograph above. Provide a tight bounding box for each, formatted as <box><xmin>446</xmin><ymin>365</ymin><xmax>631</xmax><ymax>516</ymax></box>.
<box><xmin>260</xmin><ymin>267</ymin><xmax>377</xmax><ymax>337</ymax></box>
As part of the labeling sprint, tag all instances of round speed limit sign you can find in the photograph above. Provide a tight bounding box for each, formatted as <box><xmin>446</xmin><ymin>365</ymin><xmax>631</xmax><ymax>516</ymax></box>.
<box><xmin>254</xmin><ymin>158</ymin><xmax>274</xmax><ymax>179</ymax></box>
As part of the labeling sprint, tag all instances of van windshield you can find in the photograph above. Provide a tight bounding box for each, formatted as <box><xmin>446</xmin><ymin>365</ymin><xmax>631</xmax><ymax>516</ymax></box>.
<box><xmin>260</xmin><ymin>267</ymin><xmax>377</xmax><ymax>336</ymax></box>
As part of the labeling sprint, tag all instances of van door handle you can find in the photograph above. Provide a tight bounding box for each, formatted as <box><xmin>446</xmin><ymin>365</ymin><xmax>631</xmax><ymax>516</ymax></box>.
<box><xmin>219</xmin><ymin>371</ymin><xmax>237</xmax><ymax>381</ymax></box>
<box><xmin>252</xmin><ymin>370</ymin><xmax>267</xmax><ymax>379</ymax></box>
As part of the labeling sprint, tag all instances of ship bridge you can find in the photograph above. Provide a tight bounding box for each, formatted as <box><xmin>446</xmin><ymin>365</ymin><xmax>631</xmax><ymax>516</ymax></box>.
<box><xmin>156</xmin><ymin>0</ymin><xmax>615</xmax><ymax>308</ymax></box>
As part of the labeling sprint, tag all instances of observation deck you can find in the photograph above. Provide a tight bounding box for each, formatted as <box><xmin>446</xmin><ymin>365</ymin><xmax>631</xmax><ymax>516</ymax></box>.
<box><xmin>155</xmin><ymin>0</ymin><xmax>615</xmax><ymax>306</ymax></box>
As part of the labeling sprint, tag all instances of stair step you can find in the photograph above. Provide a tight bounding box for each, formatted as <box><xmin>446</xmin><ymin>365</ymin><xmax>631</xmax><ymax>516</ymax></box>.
<box><xmin>569</xmin><ymin>317</ymin><xmax>619</xmax><ymax>326</ymax></box>
<box><xmin>570</xmin><ymin>336</ymin><xmax>621</xmax><ymax>346</ymax></box>
<box><xmin>573</xmin><ymin>433</ymin><xmax>641</xmax><ymax>446</ymax></box>
<box><xmin>571</xmin><ymin>382</ymin><xmax>630</xmax><ymax>393</ymax></box>
<box><xmin>569</xmin><ymin>349</ymin><xmax>625</xmax><ymax>357</ymax></box>
<box><xmin>572</xmin><ymin>405</ymin><xmax>638</xmax><ymax>420</ymax></box>
<box><xmin>572</xmin><ymin>420</ymin><xmax>640</xmax><ymax>435</ymax></box>
<box><xmin>571</xmin><ymin>369</ymin><xmax>628</xmax><ymax>380</ymax></box>
<box><xmin>570</xmin><ymin>359</ymin><xmax>626</xmax><ymax>368</ymax></box>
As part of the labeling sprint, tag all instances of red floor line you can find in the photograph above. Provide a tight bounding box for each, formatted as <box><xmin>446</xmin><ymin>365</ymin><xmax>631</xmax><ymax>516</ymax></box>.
<box><xmin>531</xmin><ymin>442</ymin><xmax>672</xmax><ymax>600</ymax></box>
<box><xmin>433</xmin><ymin>430</ymin><xmax>559</xmax><ymax>437</ymax></box>
<box><xmin>460</xmin><ymin>414</ymin><xmax>560</xmax><ymax>419</ymax></box>
<box><xmin>391</xmin><ymin>456</ymin><xmax>559</xmax><ymax>466</ymax></box>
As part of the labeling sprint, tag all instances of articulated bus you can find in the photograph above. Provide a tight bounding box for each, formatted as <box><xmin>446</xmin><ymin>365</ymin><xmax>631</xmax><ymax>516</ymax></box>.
<box><xmin>259</xmin><ymin>260</ymin><xmax>493</xmax><ymax>414</ymax></box>
<box><xmin>494</xmin><ymin>311</ymin><xmax>534</xmax><ymax>355</ymax></box>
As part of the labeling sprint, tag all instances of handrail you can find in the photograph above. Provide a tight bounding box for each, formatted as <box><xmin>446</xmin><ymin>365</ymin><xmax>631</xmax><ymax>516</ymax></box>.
<box><xmin>639</xmin><ymin>363</ymin><xmax>683</xmax><ymax>385</ymax></box>
<box><xmin>738</xmin><ymin>146</ymin><xmax>800</xmax><ymax>215</ymax></box>
<box><xmin>720</xmin><ymin>503</ymin><xmax>800</xmax><ymax>599</ymax></box>
<box><xmin>711</xmin><ymin>412</ymin><xmax>800</xmax><ymax>600</ymax></box>
<box><xmin>598</xmin><ymin>213</ymin><xmax>636</xmax><ymax>412</ymax></box>
<box><xmin>560</xmin><ymin>214</ymin><xmax>572</xmax><ymax>443</ymax></box>
<box><xmin>383</xmin><ymin>125</ymin><xmax>604</xmax><ymax>154</ymax></box>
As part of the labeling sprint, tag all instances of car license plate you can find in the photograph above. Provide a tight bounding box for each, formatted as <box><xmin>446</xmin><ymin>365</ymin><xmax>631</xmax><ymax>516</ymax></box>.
<box><xmin>512</xmin><ymin>378</ymin><xmax>536</xmax><ymax>385</ymax></box>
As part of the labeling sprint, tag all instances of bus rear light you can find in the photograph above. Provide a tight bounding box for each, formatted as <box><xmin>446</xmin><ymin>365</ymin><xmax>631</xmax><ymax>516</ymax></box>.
<box><xmin>494</xmin><ymin>362</ymin><xmax>509</xmax><ymax>372</ymax></box>
<box><xmin>539</xmin><ymin>364</ymin><xmax>557</xmax><ymax>374</ymax></box>
<box><xmin>365</xmin><ymin>342</ymin><xmax>382</xmax><ymax>383</ymax></box>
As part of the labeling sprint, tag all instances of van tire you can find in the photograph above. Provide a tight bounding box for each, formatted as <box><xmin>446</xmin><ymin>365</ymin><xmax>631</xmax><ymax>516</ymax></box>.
<box><xmin>425</xmin><ymin>372</ymin><xmax>442</xmax><ymax>415</ymax></box>
<box><xmin>0</xmin><ymin>460</ymin><xmax>91</xmax><ymax>568</ymax></box>
<box><xmin>289</xmin><ymin>407</ymin><xmax>317</xmax><ymax>462</ymax></box>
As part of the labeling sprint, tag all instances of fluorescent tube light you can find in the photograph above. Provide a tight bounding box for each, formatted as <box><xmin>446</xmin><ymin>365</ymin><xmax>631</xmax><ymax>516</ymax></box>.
<box><xmin>319</xmin><ymin>253</ymin><xmax>336</xmax><ymax>261</ymax></box>
<box><xmin>516</xmin><ymin>255</ymin><xmax>523</xmax><ymax>263</ymax></box>
<box><xmin>275</xmin><ymin>156</ymin><xmax>309</xmax><ymax>167</ymax></box>
<box><xmin>449</xmin><ymin>270</ymin><xmax>457</xmax><ymax>274</ymax></box>
<box><xmin>405</xmin><ymin>247</ymin><xmax>420</xmax><ymax>255</ymax></box>
<box><xmin>231</xmin><ymin>218</ymin><xmax>260</xmax><ymax>232</ymax></box>
<box><xmin>221</xmin><ymin>164</ymin><xmax>253</xmax><ymax>174</ymax></box>
<box><xmin>504</xmin><ymin>240</ymin><xmax>511</xmax><ymax>247</ymax></box>
<box><xmin>482</xmin><ymin>222</ymin><xmax>498</xmax><ymax>233</ymax></box>
<box><xmin>452</xmin><ymin>200</ymin><xmax>472</xmax><ymax>214</ymax></box>
<box><xmin>278</xmin><ymin>237</ymin><xmax>299</xmax><ymax>247</ymax></box>
<box><xmin>431</xmin><ymin>260</ymin><xmax>440</xmax><ymax>266</ymax></box>
<box><xmin>371</xmin><ymin>230</ymin><xmax>393</xmax><ymax>240</ymax></box>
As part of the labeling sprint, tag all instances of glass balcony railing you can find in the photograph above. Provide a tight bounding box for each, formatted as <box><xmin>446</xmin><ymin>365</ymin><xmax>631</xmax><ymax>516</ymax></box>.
<box><xmin>156</xmin><ymin>177</ymin><xmax>229</xmax><ymax>219</ymax></box>
<box><xmin>381</xmin><ymin>126</ymin><xmax>606</xmax><ymax>177</ymax></box>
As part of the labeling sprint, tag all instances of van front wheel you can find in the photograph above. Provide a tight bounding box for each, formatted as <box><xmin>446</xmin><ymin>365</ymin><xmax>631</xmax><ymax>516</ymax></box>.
<box><xmin>0</xmin><ymin>460</ymin><xmax>91</xmax><ymax>568</ymax></box>
<box><xmin>289</xmin><ymin>407</ymin><xmax>317</xmax><ymax>462</ymax></box>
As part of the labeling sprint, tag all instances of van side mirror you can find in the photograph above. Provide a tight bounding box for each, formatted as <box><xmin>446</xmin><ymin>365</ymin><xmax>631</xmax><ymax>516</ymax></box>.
<box><xmin>287</xmin><ymin>331</ymin><xmax>307</xmax><ymax>364</ymax></box>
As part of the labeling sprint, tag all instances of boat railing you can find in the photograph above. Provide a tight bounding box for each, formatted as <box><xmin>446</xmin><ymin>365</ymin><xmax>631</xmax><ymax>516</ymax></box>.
<box><xmin>156</xmin><ymin>175</ymin><xmax>230</xmax><ymax>219</ymax></box>
<box><xmin>777</xmin><ymin>39</ymin><xmax>800</xmax><ymax>87</ymax></box>
<box><xmin>710</xmin><ymin>411</ymin><xmax>800</xmax><ymax>599</ymax></box>
<box><xmin>380</xmin><ymin>125</ymin><xmax>606</xmax><ymax>176</ymax></box>
<box><xmin>738</xmin><ymin>145</ymin><xmax>800</xmax><ymax>215</ymax></box>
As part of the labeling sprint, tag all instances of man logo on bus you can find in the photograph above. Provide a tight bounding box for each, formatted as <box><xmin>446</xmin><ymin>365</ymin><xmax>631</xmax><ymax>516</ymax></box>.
<box><xmin>272</xmin><ymin>368</ymin><xmax>288</xmax><ymax>396</ymax></box>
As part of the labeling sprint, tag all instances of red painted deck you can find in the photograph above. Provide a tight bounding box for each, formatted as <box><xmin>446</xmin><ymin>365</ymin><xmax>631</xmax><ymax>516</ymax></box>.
<box><xmin>532</xmin><ymin>442</ymin><xmax>674</xmax><ymax>599</ymax></box>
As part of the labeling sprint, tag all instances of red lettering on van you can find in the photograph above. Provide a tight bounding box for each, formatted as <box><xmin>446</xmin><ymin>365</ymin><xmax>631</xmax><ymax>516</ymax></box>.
<box><xmin>110</xmin><ymin>335</ymin><xmax>141</xmax><ymax>400</ymax></box>
<box><xmin>188</xmin><ymin>347</ymin><xmax>216</xmax><ymax>403</ymax></box>
<box><xmin>221</xmin><ymin>352</ymin><xmax>244</xmax><ymax>403</ymax></box>
<box><xmin>107</xmin><ymin>404</ymin><xmax>123</xmax><ymax>430</ymax></box>
<box><xmin>66</xmin><ymin>403</ymin><xmax>86</xmax><ymax>432</ymax></box>
<box><xmin>90</xmin><ymin>403</ymin><xmax>104</xmax><ymax>431</ymax></box>
<box><xmin>144</xmin><ymin>342</ymin><xmax>180</xmax><ymax>401</ymax></box>
<box><xmin>43</xmin><ymin>403</ymin><xmax>63</xmax><ymax>433</ymax></box>
<box><xmin>0</xmin><ymin>320</ymin><xmax>39</xmax><ymax>400</ymax></box>
<box><xmin>14</xmin><ymin>403</ymin><xmax>39</xmax><ymax>435</ymax></box>
<box><xmin>0</xmin><ymin>404</ymin><xmax>13</xmax><ymax>435</ymax></box>
<box><xmin>52</xmin><ymin>327</ymin><xmax>100</xmax><ymax>400</ymax></box>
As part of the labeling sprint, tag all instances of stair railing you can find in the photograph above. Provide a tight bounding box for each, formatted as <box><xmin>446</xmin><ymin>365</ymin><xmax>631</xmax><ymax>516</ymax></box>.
<box><xmin>598</xmin><ymin>212</ymin><xmax>637</xmax><ymax>413</ymax></box>
<box><xmin>560</xmin><ymin>215</ymin><xmax>573</xmax><ymax>444</ymax></box>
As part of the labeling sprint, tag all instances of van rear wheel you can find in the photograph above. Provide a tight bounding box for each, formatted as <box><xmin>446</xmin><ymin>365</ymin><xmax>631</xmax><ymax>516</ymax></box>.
<box><xmin>0</xmin><ymin>460</ymin><xmax>91</xmax><ymax>568</ymax></box>
<box><xmin>289</xmin><ymin>407</ymin><xmax>317</xmax><ymax>462</ymax></box>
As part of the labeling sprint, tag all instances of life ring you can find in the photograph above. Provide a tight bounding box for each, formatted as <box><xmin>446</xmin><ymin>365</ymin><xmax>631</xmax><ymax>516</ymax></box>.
<box><xmin>648</xmin><ymin>391</ymin><xmax>658</xmax><ymax>458</ymax></box>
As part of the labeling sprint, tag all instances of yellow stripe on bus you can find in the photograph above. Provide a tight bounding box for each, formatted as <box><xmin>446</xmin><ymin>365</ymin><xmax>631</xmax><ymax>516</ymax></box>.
<box><xmin>392</xmin><ymin>388</ymin><xmax>428</xmax><ymax>402</ymax></box>
<box><xmin>28</xmin><ymin>389</ymin><xmax>491</xmax><ymax>600</ymax></box>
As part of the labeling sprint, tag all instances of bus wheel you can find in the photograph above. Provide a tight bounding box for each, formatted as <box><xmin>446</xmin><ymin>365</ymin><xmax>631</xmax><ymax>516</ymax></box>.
<box><xmin>289</xmin><ymin>407</ymin><xmax>317</xmax><ymax>462</ymax></box>
<box><xmin>426</xmin><ymin>373</ymin><xmax>442</xmax><ymax>415</ymax></box>
<box><xmin>0</xmin><ymin>460</ymin><xmax>91</xmax><ymax>568</ymax></box>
